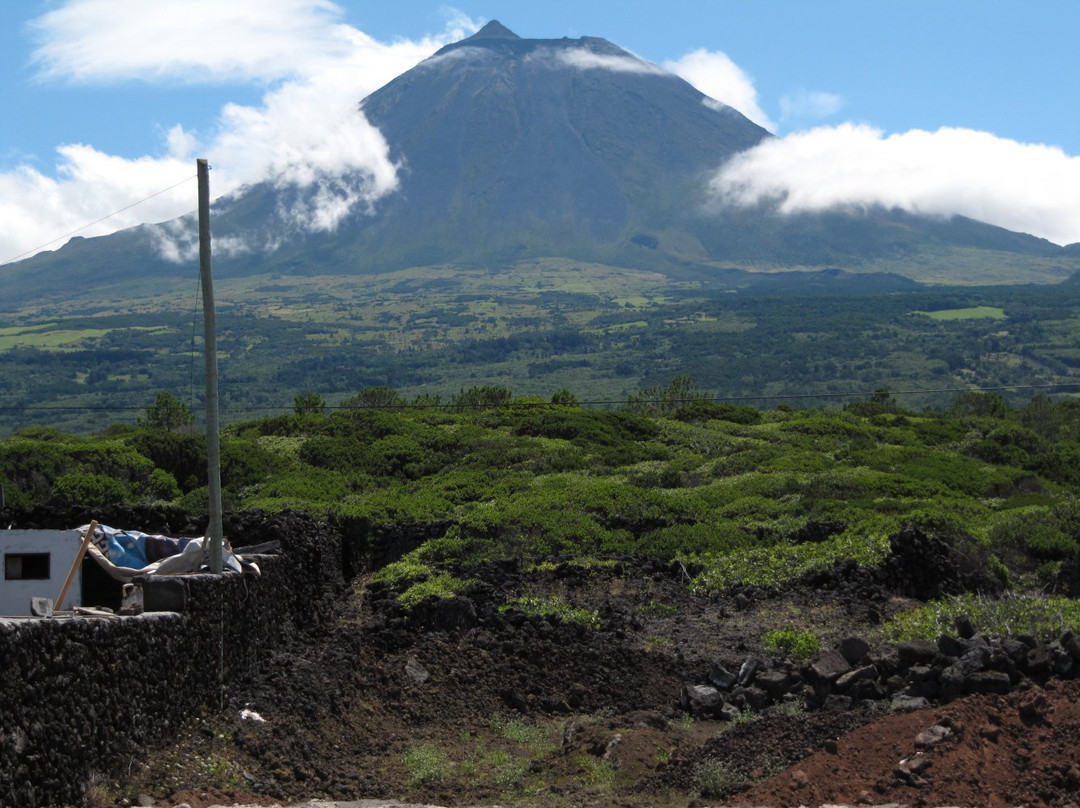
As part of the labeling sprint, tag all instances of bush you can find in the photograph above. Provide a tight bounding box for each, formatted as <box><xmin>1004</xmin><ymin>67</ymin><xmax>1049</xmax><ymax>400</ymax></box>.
<box><xmin>130</xmin><ymin>430</ymin><xmax>206</xmax><ymax>492</ymax></box>
<box><xmin>501</xmin><ymin>594</ymin><xmax>600</xmax><ymax>629</ymax></box>
<box><xmin>879</xmin><ymin>593</ymin><xmax>1080</xmax><ymax>643</ymax></box>
<box><xmin>403</xmin><ymin>744</ymin><xmax>453</xmax><ymax>787</ymax></box>
<box><xmin>762</xmin><ymin>629</ymin><xmax>821</xmax><ymax>661</ymax></box>
<box><xmin>398</xmin><ymin>573</ymin><xmax>472</xmax><ymax>610</ymax></box>
<box><xmin>633</xmin><ymin>522</ymin><xmax>752</xmax><ymax>558</ymax></box>
<box><xmin>1025</xmin><ymin>524</ymin><xmax>1079</xmax><ymax>561</ymax></box>
<box><xmin>695</xmin><ymin>758</ymin><xmax>742</xmax><ymax>799</ymax></box>
<box><xmin>51</xmin><ymin>472</ymin><xmax>131</xmax><ymax>509</ymax></box>
<box><xmin>146</xmin><ymin>468</ymin><xmax>181</xmax><ymax>501</ymax></box>
<box><xmin>691</xmin><ymin>530</ymin><xmax>892</xmax><ymax>592</ymax></box>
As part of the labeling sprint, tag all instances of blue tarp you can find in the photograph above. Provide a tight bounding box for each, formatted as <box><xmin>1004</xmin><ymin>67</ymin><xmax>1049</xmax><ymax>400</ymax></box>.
<box><xmin>97</xmin><ymin>526</ymin><xmax>199</xmax><ymax>569</ymax></box>
<box><xmin>80</xmin><ymin>524</ymin><xmax>256</xmax><ymax>579</ymax></box>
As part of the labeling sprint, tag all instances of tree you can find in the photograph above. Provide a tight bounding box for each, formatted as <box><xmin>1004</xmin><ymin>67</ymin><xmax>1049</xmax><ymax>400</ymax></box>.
<box><xmin>626</xmin><ymin>375</ymin><xmax>712</xmax><ymax>418</ymax></box>
<box><xmin>138</xmin><ymin>392</ymin><xmax>193</xmax><ymax>431</ymax></box>
<box><xmin>451</xmin><ymin>385</ymin><xmax>513</xmax><ymax>411</ymax></box>
<box><xmin>341</xmin><ymin>386</ymin><xmax>404</xmax><ymax>409</ymax></box>
<box><xmin>293</xmin><ymin>391</ymin><xmax>326</xmax><ymax>416</ymax></box>
<box><xmin>551</xmin><ymin>389</ymin><xmax>579</xmax><ymax>407</ymax></box>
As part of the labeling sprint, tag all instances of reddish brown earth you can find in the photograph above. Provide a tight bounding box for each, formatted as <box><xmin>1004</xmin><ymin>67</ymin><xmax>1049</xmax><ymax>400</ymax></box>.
<box><xmin>96</xmin><ymin>553</ymin><xmax>1080</xmax><ymax>808</ymax></box>
<box><xmin>727</xmin><ymin>679</ymin><xmax>1080</xmax><ymax>808</ymax></box>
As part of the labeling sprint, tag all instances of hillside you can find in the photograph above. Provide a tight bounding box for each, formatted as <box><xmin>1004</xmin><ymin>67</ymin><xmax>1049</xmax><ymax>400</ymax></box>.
<box><xmin>4</xmin><ymin>388</ymin><xmax>1080</xmax><ymax>806</ymax></box>
<box><xmin>5</xmin><ymin>267</ymin><xmax>1080</xmax><ymax>437</ymax></box>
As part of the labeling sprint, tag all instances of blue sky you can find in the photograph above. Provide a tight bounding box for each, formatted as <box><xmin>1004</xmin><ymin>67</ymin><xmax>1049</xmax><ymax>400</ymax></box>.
<box><xmin>1</xmin><ymin>0</ymin><xmax>1078</xmax><ymax>265</ymax></box>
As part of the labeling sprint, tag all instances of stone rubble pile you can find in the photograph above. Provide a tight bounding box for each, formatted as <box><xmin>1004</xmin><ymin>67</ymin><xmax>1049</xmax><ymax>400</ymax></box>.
<box><xmin>682</xmin><ymin>619</ymin><xmax>1080</xmax><ymax>719</ymax></box>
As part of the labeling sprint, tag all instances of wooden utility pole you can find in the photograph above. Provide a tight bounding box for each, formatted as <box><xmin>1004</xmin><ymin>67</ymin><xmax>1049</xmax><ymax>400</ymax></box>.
<box><xmin>198</xmin><ymin>158</ymin><xmax>223</xmax><ymax>574</ymax></box>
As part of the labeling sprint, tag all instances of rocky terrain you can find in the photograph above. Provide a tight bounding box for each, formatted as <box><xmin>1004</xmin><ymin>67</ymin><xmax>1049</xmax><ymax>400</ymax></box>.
<box><xmin>87</xmin><ymin>527</ymin><xmax>1080</xmax><ymax>808</ymax></box>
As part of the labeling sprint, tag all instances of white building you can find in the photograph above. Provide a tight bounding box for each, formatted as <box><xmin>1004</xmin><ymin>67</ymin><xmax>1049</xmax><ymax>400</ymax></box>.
<box><xmin>1</xmin><ymin>529</ymin><xmax>83</xmax><ymax>615</ymax></box>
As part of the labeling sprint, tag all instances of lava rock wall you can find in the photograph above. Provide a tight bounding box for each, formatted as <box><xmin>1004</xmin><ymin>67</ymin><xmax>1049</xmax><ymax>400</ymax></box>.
<box><xmin>0</xmin><ymin>508</ymin><xmax>353</xmax><ymax>808</ymax></box>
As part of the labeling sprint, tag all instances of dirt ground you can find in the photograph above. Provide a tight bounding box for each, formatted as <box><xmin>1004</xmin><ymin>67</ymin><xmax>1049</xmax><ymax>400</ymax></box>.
<box><xmin>99</xmin><ymin>553</ymin><xmax>1080</xmax><ymax>808</ymax></box>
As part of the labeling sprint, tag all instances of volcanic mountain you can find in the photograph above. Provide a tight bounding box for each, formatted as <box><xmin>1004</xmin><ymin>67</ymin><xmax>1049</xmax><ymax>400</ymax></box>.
<box><xmin>3</xmin><ymin>21</ymin><xmax>1076</xmax><ymax>304</ymax></box>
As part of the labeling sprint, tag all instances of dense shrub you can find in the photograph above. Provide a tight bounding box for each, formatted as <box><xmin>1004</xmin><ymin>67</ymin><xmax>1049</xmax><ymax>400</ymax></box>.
<box><xmin>51</xmin><ymin>471</ymin><xmax>132</xmax><ymax>509</ymax></box>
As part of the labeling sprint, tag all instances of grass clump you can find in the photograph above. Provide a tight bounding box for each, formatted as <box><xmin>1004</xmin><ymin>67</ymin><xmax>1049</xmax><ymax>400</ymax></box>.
<box><xmin>500</xmin><ymin>594</ymin><xmax>601</xmax><ymax>629</ymax></box>
<box><xmin>372</xmin><ymin>555</ymin><xmax>473</xmax><ymax>611</ymax></box>
<box><xmin>762</xmin><ymin>628</ymin><xmax>821</xmax><ymax>660</ymax></box>
<box><xmin>577</xmin><ymin>756</ymin><xmax>616</xmax><ymax>789</ymax></box>
<box><xmin>398</xmin><ymin>573</ymin><xmax>472</xmax><ymax>610</ymax></box>
<box><xmin>690</xmin><ymin>530</ymin><xmax>891</xmax><ymax>593</ymax></box>
<box><xmin>403</xmin><ymin>743</ymin><xmax>453</xmax><ymax>787</ymax></box>
<box><xmin>638</xmin><ymin>599</ymin><xmax>679</xmax><ymax>617</ymax></box>
<box><xmin>695</xmin><ymin>758</ymin><xmax>742</xmax><ymax>799</ymax></box>
<box><xmin>489</xmin><ymin>715</ymin><xmax>556</xmax><ymax>753</ymax></box>
<box><xmin>878</xmin><ymin>592</ymin><xmax>1080</xmax><ymax>644</ymax></box>
<box><xmin>487</xmin><ymin>750</ymin><xmax>529</xmax><ymax>793</ymax></box>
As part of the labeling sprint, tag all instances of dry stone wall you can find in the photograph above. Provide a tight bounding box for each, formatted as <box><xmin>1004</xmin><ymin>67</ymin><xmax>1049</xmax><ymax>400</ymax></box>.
<box><xmin>0</xmin><ymin>508</ymin><xmax>355</xmax><ymax>808</ymax></box>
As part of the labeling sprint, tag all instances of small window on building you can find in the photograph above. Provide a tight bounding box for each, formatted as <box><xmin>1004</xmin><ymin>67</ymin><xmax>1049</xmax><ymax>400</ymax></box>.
<box><xmin>5</xmin><ymin>553</ymin><xmax>51</xmax><ymax>580</ymax></box>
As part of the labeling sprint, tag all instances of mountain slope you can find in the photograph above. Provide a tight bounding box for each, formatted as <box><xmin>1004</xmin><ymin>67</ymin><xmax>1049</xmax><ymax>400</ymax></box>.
<box><xmin>2</xmin><ymin>21</ymin><xmax>1077</xmax><ymax>305</ymax></box>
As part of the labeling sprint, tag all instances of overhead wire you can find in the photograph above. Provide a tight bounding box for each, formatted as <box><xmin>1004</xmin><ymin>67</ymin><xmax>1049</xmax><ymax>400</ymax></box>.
<box><xmin>1</xmin><ymin>380</ymin><xmax>1078</xmax><ymax>415</ymax></box>
<box><xmin>0</xmin><ymin>173</ymin><xmax>197</xmax><ymax>266</ymax></box>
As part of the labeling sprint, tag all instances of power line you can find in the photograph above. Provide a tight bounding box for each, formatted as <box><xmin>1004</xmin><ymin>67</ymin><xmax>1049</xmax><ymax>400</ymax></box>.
<box><xmin>1</xmin><ymin>380</ymin><xmax>1077</xmax><ymax>415</ymax></box>
<box><xmin>0</xmin><ymin>174</ymin><xmax>197</xmax><ymax>266</ymax></box>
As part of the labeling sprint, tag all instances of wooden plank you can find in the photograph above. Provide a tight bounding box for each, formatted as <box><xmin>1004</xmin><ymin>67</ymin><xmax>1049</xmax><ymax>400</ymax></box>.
<box><xmin>54</xmin><ymin>520</ymin><xmax>98</xmax><ymax>611</ymax></box>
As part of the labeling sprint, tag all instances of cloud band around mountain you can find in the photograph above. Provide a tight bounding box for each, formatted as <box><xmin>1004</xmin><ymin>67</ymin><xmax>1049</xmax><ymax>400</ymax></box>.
<box><xmin>710</xmin><ymin>123</ymin><xmax>1080</xmax><ymax>246</ymax></box>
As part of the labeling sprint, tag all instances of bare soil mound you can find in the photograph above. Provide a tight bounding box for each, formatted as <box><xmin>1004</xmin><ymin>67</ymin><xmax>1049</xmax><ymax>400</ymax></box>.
<box><xmin>727</xmin><ymin>679</ymin><xmax>1080</xmax><ymax>808</ymax></box>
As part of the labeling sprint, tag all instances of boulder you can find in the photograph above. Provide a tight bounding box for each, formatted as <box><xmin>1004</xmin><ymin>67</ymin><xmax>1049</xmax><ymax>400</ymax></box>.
<box><xmin>1061</xmin><ymin>629</ymin><xmax>1080</xmax><ymax>661</ymax></box>
<box><xmin>897</xmin><ymin>640</ymin><xmax>939</xmax><ymax>668</ymax></box>
<box><xmin>681</xmin><ymin>684</ymin><xmax>723</xmax><ymax>717</ymax></box>
<box><xmin>936</xmin><ymin>634</ymin><xmax>965</xmax><ymax>659</ymax></box>
<box><xmin>809</xmin><ymin>649</ymin><xmax>851</xmax><ymax>682</ymax></box>
<box><xmin>835</xmin><ymin>664</ymin><xmax>877</xmax><ymax>692</ymax></box>
<box><xmin>708</xmin><ymin>662</ymin><xmax>736</xmax><ymax>690</ymax></box>
<box><xmin>730</xmin><ymin>684</ymin><xmax>771</xmax><ymax>711</ymax></box>
<box><xmin>756</xmin><ymin>669</ymin><xmax>800</xmax><ymax>700</ymax></box>
<box><xmin>1047</xmin><ymin>641</ymin><xmax>1076</xmax><ymax>677</ymax></box>
<box><xmin>965</xmin><ymin>670</ymin><xmax>1012</xmax><ymax>695</ymax></box>
<box><xmin>891</xmin><ymin>694</ymin><xmax>931</xmax><ymax>711</ymax></box>
<box><xmin>914</xmin><ymin>724</ymin><xmax>952</xmax><ymax>748</ymax></box>
<box><xmin>954</xmin><ymin>613</ymin><xmax>977</xmax><ymax>639</ymax></box>
<box><xmin>836</xmin><ymin>636</ymin><xmax>871</xmax><ymax>666</ymax></box>
<box><xmin>1003</xmin><ymin>638</ymin><xmax>1031</xmax><ymax>663</ymax></box>
<box><xmin>1024</xmin><ymin>646</ymin><xmax>1053</xmax><ymax>678</ymax></box>
<box><xmin>737</xmin><ymin>656</ymin><xmax>765</xmax><ymax>686</ymax></box>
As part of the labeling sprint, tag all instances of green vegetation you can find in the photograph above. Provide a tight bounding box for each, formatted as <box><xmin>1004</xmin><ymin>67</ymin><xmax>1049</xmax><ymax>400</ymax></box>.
<box><xmin>694</xmin><ymin>758</ymin><xmax>742</xmax><ymax>800</ymax></box>
<box><xmin>878</xmin><ymin>593</ymin><xmax>1080</xmax><ymax>644</ymax></box>
<box><xmin>914</xmin><ymin>306</ymin><xmax>1007</xmax><ymax>320</ymax></box>
<box><xmin>5</xmin><ymin>266</ymin><xmax>1080</xmax><ymax>437</ymax></box>
<box><xmin>500</xmin><ymin>594</ymin><xmax>602</xmax><ymax>630</ymax></box>
<box><xmin>403</xmin><ymin>744</ymin><xmax>453</xmax><ymax>786</ymax></box>
<box><xmin>762</xmin><ymin>629</ymin><xmax>822</xmax><ymax>661</ymax></box>
<box><xmin>4</xmin><ymin>381</ymin><xmax>1080</xmax><ymax>625</ymax></box>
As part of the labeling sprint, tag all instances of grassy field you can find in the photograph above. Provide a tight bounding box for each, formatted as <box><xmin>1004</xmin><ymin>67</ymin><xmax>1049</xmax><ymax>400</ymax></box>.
<box><xmin>3</xmin><ymin>260</ymin><xmax>1080</xmax><ymax>435</ymax></box>
<box><xmin>914</xmin><ymin>306</ymin><xmax>1007</xmax><ymax>321</ymax></box>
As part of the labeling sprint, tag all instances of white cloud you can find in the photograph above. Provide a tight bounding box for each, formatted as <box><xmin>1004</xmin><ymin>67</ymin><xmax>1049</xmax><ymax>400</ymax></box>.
<box><xmin>555</xmin><ymin>49</ymin><xmax>668</xmax><ymax>76</ymax></box>
<box><xmin>710</xmin><ymin>123</ymin><xmax>1080</xmax><ymax>246</ymax></box>
<box><xmin>779</xmin><ymin>90</ymin><xmax>843</xmax><ymax>123</ymax></box>
<box><xmin>1</xmin><ymin>2</ymin><xmax>480</xmax><ymax>263</ymax></box>
<box><xmin>28</xmin><ymin>0</ymin><xmax>350</xmax><ymax>83</ymax></box>
<box><xmin>664</xmin><ymin>49</ymin><xmax>775</xmax><ymax>131</ymax></box>
<box><xmin>0</xmin><ymin>145</ymin><xmax>196</xmax><ymax>264</ymax></box>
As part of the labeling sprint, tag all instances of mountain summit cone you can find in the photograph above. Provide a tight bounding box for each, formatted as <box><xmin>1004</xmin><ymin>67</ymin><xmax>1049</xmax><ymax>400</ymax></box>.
<box><xmin>3</xmin><ymin>22</ymin><xmax>1074</xmax><ymax>302</ymax></box>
